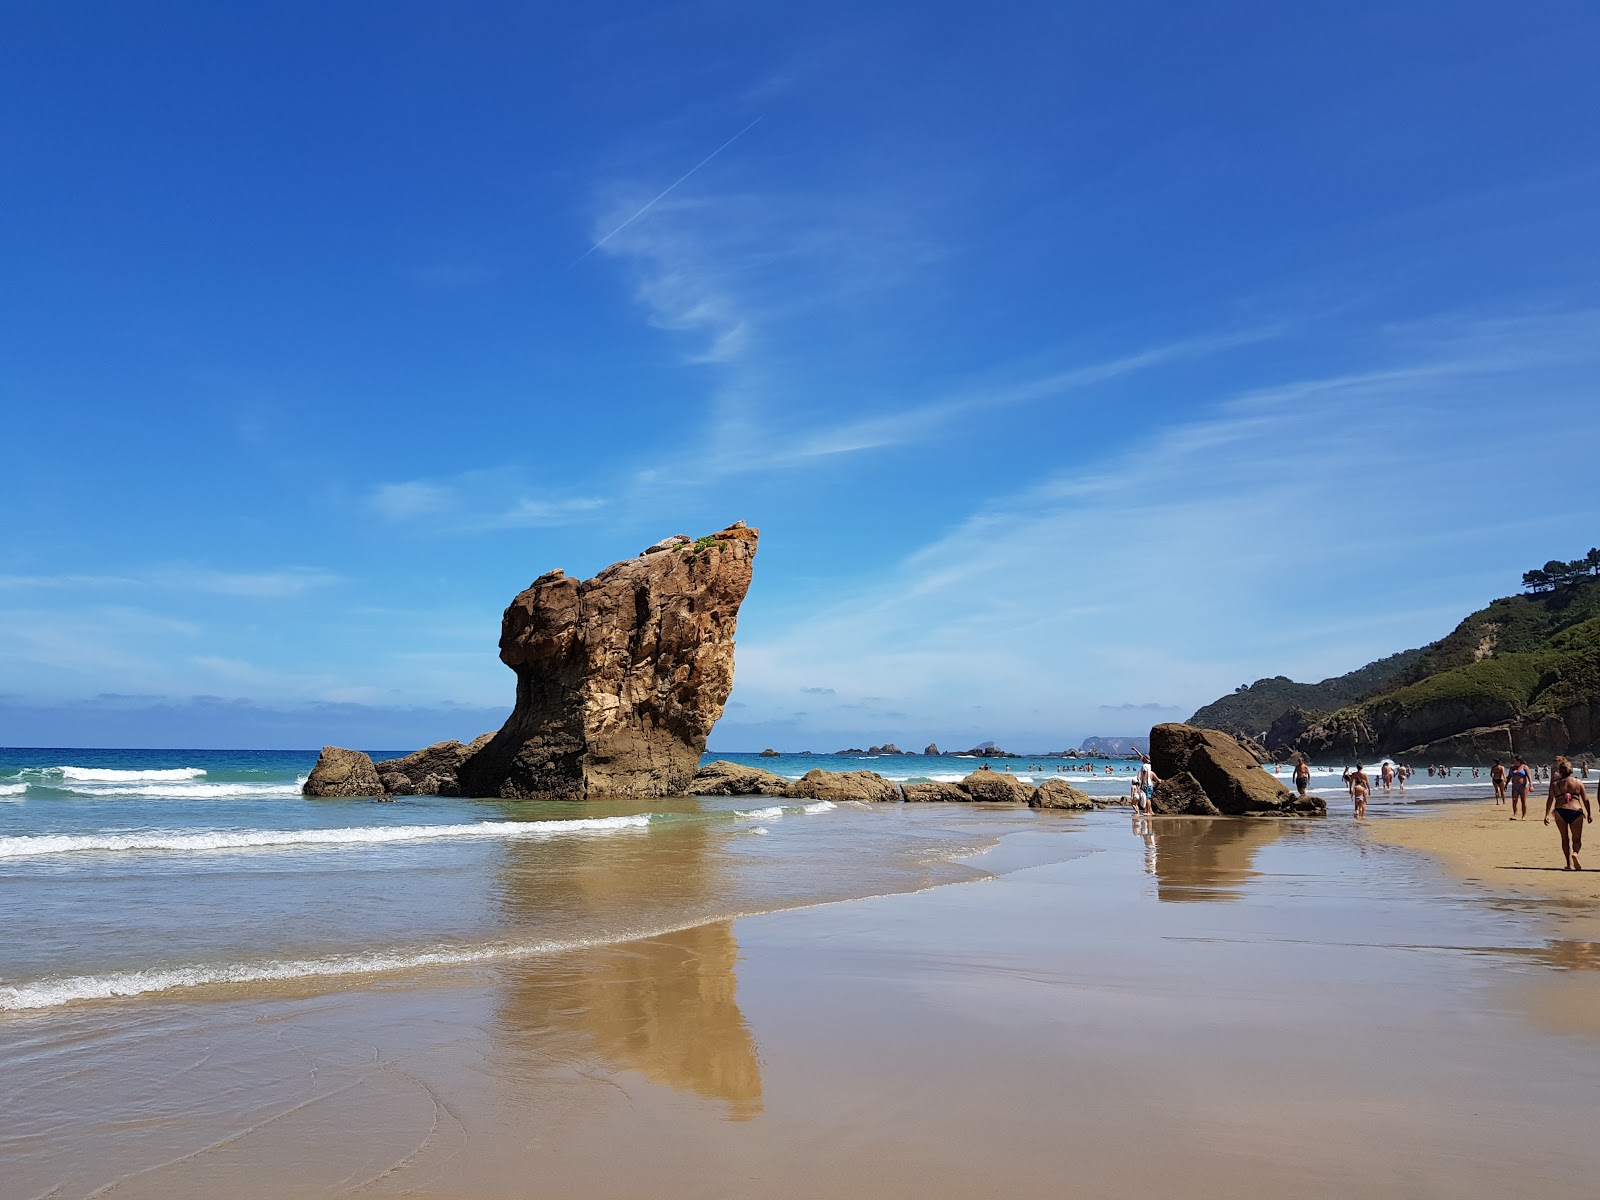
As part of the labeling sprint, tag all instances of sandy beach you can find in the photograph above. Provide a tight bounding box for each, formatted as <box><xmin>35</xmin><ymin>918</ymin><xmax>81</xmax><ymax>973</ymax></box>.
<box><xmin>7</xmin><ymin>806</ymin><xmax>1600</xmax><ymax>1199</ymax></box>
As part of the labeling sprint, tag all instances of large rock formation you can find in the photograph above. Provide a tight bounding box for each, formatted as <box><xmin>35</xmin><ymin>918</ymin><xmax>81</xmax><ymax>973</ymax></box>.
<box><xmin>303</xmin><ymin>746</ymin><xmax>385</xmax><ymax>799</ymax></box>
<box><xmin>1150</xmin><ymin>770</ymin><xmax>1222</xmax><ymax>816</ymax></box>
<box><xmin>457</xmin><ymin>522</ymin><xmax>758</xmax><ymax>799</ymax></box>
<box><xmin>1149</xmin><ymin>723</ymin><xmax>1324</xmax><ymax>816</ymax></box>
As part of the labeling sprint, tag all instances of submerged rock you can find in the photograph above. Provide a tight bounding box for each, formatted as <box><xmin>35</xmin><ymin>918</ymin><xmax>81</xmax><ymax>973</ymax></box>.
<box><xmin>687</xmin><ymin>760</ymin><xmax>792</xmax><ymax>797</ymax></box>
<box><xmin>789</xmin><ymin>768</ymin><xmax>901</xmax><ymax>803</ymax></box>
<box><xmin>303</xmin><ymin>746</ymin><xmax>385</xmax><ymax>799</ymax></box>
<box><xmin>458</xmin><ymin>522</ymin><xmax>759</xmax><ymax>800</ymax></box>
<box><xmin>1149</xmin><ymin>723</ymin><xmax>1324</xmax><ymax>816</ymax></box>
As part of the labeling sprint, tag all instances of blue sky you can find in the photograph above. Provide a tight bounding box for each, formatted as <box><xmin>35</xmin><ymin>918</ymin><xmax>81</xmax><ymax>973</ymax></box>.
<box><xmin>3</xmin><ymin>1</ymin><xmax>1598</xmax><ymax>750</ymax></box>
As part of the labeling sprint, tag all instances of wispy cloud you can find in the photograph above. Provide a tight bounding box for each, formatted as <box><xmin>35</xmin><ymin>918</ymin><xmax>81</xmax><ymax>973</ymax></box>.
<box><xmin>0</xmin><ymin>568</ymin><xmax>339</xmax><ymax>598</ymax></box>
<box><xmin>364</xmin><ymin>472</ymin><xmax>606</xmax><ymax>532</ymax></box>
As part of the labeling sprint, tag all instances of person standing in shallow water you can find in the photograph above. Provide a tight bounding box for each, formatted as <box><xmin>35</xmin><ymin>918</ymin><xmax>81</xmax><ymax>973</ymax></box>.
<box><xmin>1491</xmin><ymin>759</ymin><xmax>1508</xmax><ymax>806</ymax></box>
<box><xmin>1293</xmin><ymin>756</ymin><xmax>1311</xmax><ymax>797</ymax></box>
<box><xmin>1509</xmin><ymin>756</ymin><xmax>1532</xmax><ymax>820</ymax></box>
<box><xmin>1351</xmin><ymin>764</ymin><xmax>1370</xmax><ymax>818</ymax></box>
<box><xmin>1544</xmin><ymin>757</ymin><xmax>1591</xmax><ymax>870</ymax></box>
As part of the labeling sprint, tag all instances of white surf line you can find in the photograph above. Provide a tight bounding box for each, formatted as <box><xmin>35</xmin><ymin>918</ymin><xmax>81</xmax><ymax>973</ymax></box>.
<box><xmin>0</xmin><ymin>815</ymin><xmax>652</xmax><ymax>860</ymax></box>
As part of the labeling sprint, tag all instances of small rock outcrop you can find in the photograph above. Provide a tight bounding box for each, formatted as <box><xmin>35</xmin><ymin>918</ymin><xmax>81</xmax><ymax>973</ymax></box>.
<box><xmin>924</xmin><ymin>742</ymin><xmax>940</xmax><ymax>756</ymax></box>
<box><xmin>789</xmin><ymin>768</ymin><xmax>900</xmax><ymax>803</ymax></box>
<box><xmin>687</xmin><ymin>760</ymin><xmax>792</xmax><ymax>796</ymax></box>
<box><xmin>304</xmin><ymin>747</ymin><xmax>385</xmax><ymax>798</ymax></box>
<box><xmin>458</xmin><ymin>522</ymin><xmax>759</xmax><ymax>800</ymax></box>
<box><xmin>957</xmin><ymin>769</ymin><xmax>1033</xmax><ymax>803</ymax></box>
<box><xmin>1149</xmin><ymin>723</ymin><xmax>1324</xmax><ymax>816</ymax></box>
<box><xmin>1030</xmin><ymin>778</ymin><xmax>1094</xmax><ymax>810</ymax></box>
<box><xmin>374</xmin><ymin>733</ymin><xmax>494</xmax><ymax>796</ymax></box>
<box><xmin>758</xmin><ymin>748</ymin><xmax>780</xmax><ymax>757</ymax></box>
<box><xmin>902</xmin><ymin>780</ymin><xmax>967</xmax><ymax>802</ymax></box>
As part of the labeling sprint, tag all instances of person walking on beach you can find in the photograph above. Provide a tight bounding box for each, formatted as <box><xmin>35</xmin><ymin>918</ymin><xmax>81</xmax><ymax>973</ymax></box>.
<box><xmin>1491</xmin><ymin>759</ymin><xmax>1508</xmax><ymax>805</ymax></box>
<box><xmin>1293</xmin><ymin>756</ymin><xmax>1311</xmax><ymax>797</ymax></box>
<box><xmin>1134</xmin><ymin>754</ymin><xmax>1159</xmax><ymax>816</ymax></box>
<box><xmin>1380</xmin><ymin>761</ymin><xmax>1394</xmax><ymax>792</ymax></box>
<box><xmin>1351</xmin><ymin>764</ymin><xmax>1370</xmax><ymax>818</ymax></box>
<box><xmin>1343</xmin><ymin>765</ymin><xmax>1354</xmax><ymax>796</ymax></box>
<box><xmin>1543</xmin><ymin>757</ymin><xmax>1591</xmax><ymax>870</ymax></box>
<box><xmin>1509</xmin><ymin>756</ymin><xmax>1532</xmax><ymax>820</ymax></box>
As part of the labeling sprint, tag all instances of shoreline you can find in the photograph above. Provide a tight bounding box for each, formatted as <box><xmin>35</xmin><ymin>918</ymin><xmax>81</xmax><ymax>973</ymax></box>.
<box><xmin>1367</xmin><ymin>795</ymin><xmax>1600</xmax><ymax>924</ymax></box>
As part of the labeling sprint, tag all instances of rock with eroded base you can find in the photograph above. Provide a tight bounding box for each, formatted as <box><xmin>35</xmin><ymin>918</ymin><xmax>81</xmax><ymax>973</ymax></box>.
<box><xmin>304</xmin><ymin>746</ymin><xmax>385</xmax><ymax>798</ymax></box>
<box><xmin>1150</xmin><ymin>770</ymin><xmax>1222</xmax><ymax>816</ymax></box>
<box><xmin>458</xmin><ymin>522</ymin><xmax>758</xmax><ymax>800</ymax></box>
<box><xmin>902</xmin><ymin>780</ymin><xmax>967</xmax><ymax>802</ymax></box>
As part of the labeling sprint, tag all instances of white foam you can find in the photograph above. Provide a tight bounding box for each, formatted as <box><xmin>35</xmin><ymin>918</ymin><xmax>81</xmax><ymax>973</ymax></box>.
<box><xmin>54</xmin><ymin>781</ymin><xmax>307</xmax><ymax>799</ymax></box>
<box><xmin>0</xmin><ymin>814</ymin><xmax>652</xmax><ymax>860</ymax></box>
<box><xmin>801</xmin><ymin>801</ymin><xmax>836</xmax><ymax>814</ymax></box>
<box><xmin>57</xmin><ymin>767</ymin><xmax>207</xmax><ymax>782</ymax></box>
<box><xmin>0</xmin><ymin>783</ymin><xmax>26</xmax><ymax>796</ymax></box>
<box><xmin>0</xmin><ymin>912</ymin><xmax>742</xmax><ymax>1011</ymax></box>
<box><xmin>736</xmin><ymin>805</ymin><xmax>786</xmax><ymax>821</ymax></box>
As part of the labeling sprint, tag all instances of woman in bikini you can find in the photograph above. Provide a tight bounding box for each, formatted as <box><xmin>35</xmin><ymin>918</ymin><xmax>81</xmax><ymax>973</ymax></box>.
<box><xmin>1543</xmin><ymin>757</ymin><xmax>1591</xmax><ymax>870</ymax></box>
<box><xmin>1508</xmin><ymin>756</ymin><xmax>1531</xmax><ymax>820</ymax></box>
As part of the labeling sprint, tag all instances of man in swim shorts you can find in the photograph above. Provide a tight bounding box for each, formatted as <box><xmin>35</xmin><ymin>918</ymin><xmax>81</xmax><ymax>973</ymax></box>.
<box><xmin>1293</xmin><ymin>756</ymin><xmax>1311</xmax><ymax>797</ymax></box>
<box><xmin>1509</xmin><ymin>756</ymin><xmax>1531</xmax><ymax>820</ymax></box>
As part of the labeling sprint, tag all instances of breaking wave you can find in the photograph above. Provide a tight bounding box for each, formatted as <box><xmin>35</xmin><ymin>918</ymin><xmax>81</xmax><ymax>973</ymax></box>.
<box><xmin>0</xmin><ymin>814</ymin><xmax>653</xmax><ymax>860</ymax></box>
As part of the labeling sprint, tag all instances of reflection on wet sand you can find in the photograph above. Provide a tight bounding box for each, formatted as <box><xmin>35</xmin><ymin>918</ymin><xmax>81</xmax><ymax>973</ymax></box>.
<box><xmin>490</xmin><ymin>804</ymin><xmax>763</xmax><ymax>1118</ymax></box>
<box><xmin>1135</xmin><ymin>816</ymin><xmax>1286</xmax><ymax>902</ymax></box>
<box><xmin>496</xmin><ymin>924</ymin><xmax>763</xmax><ymax>1119</ymax></box>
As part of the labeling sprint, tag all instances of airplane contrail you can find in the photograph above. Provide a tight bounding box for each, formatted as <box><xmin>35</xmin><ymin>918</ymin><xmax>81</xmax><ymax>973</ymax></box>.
<box><xmin>571</xmin><ymin>116</ymin><xmax>763</xmax><ymax>265</ymax></box>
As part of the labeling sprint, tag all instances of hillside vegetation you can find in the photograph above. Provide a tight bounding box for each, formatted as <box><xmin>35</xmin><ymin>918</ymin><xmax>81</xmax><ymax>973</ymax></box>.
<box><xmin>1188</xmin><ymin>648</ymin><xmax>1428</xmax><ymax>735</ymax></box>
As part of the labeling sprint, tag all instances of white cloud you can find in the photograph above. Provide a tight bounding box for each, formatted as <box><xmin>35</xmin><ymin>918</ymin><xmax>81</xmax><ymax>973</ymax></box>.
<box><xmin>369</xmin><ymin>480</ymin><xmax>456</xmax><ymax>520</ymax></box>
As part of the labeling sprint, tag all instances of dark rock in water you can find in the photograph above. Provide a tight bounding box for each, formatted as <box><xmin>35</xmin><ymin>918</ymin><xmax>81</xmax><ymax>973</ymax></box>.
<box><xmin>1150</xmin><ymin>724</ymin><xmax>1324</xmax><ymax>816</ymax></box>
<box><xmin>790</xmin><ymin>768</ymin><xmax>900</xmax><ymax>803</ymax></box>
<box><xmin>1398</xmin><ymin>724</ymin><xmax>1516</xmax><ymax>762</ymax></box>
<box><xmin>304</xmin><ymin>747</ymin><xmax>385</xmax><ymax>799</ymax></box>
<box><xmin>458</xmin><ymin>522</ymin><xmax>758</xmax><ymax>800</ymax></box>
<box><xmin>866</xmin><ymin>743</ymin><xmax>903</xmax><ymax>755</ymax></box>
<box><xmin>758</xmin><ymin>748</ymin><xmax>780</xmax><ymax>757</ymax></box>
<box><xmin>834</xmin><ymin>748</ymin><xmax>868</xmax><ymax>755</ymax></box>
<box><xmin>374</xmin><ymin>733</ymin><xmax>494</xmax><ymax>796</ymax></box>
<box><xmin>902</xmin><ymin>780</ymin><xmax>966</xmax><ymax>802</ymax></box>
<box><xmin>957</xmin><ymin>769</ymin><xmax>1033</xmax><ymax>803</ymax></box>
<box><xmin>924</xmin><ymin>742</ymin><xmax>940</xmax><ymax>756</ymax></box>
<box><xmin>1150</xmin><ymin>770</ymin><xmax>1221</xmax><ymax>816</ymax></box>
<box><xmin>687</xmin><ymin>760</ymin><xmax>791</xmax><ymax>796</ymax></box>
<box><xmin>1030</xmin><ymin>778</ymin><xmax>1094</xmax><ymax>810</ymax></box>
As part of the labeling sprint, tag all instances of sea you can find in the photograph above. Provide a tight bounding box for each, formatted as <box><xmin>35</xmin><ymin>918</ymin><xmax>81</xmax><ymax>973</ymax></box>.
<box><xmin>0</xmin><ymin>746</ymin><xmax>1488</xmax><ymax>1013</ymax></box>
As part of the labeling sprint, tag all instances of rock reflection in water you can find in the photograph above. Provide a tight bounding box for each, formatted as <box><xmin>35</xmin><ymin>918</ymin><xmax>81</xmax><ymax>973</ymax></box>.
<box><xmin>1136</xmin><ymin>816</ymin><xmax>1286</xmax><ymax>902</ymax></box>
<box><xmin>488</xmin><ymin>802</ymin><xmax>763</xmax><ymax>1119</ymax></box>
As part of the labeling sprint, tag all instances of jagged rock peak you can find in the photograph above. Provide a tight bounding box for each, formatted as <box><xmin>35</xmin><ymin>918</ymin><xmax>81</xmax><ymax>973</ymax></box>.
<box><xmin>458</xmin><ymin>521</ymin><xmax>759</xmax><ymax>800</ymax></box>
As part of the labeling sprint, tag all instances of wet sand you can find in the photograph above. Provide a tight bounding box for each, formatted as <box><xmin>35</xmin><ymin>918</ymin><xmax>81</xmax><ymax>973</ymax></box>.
<box><xmin>1368</xmin><ymin>797</ymin><xmax>1600</xmax><ymax>910</ymax></box>
<box><xmin>6</xmin><ymin>812</ymin><xmax>1600</xmax><ymax>1199</ymax></box>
